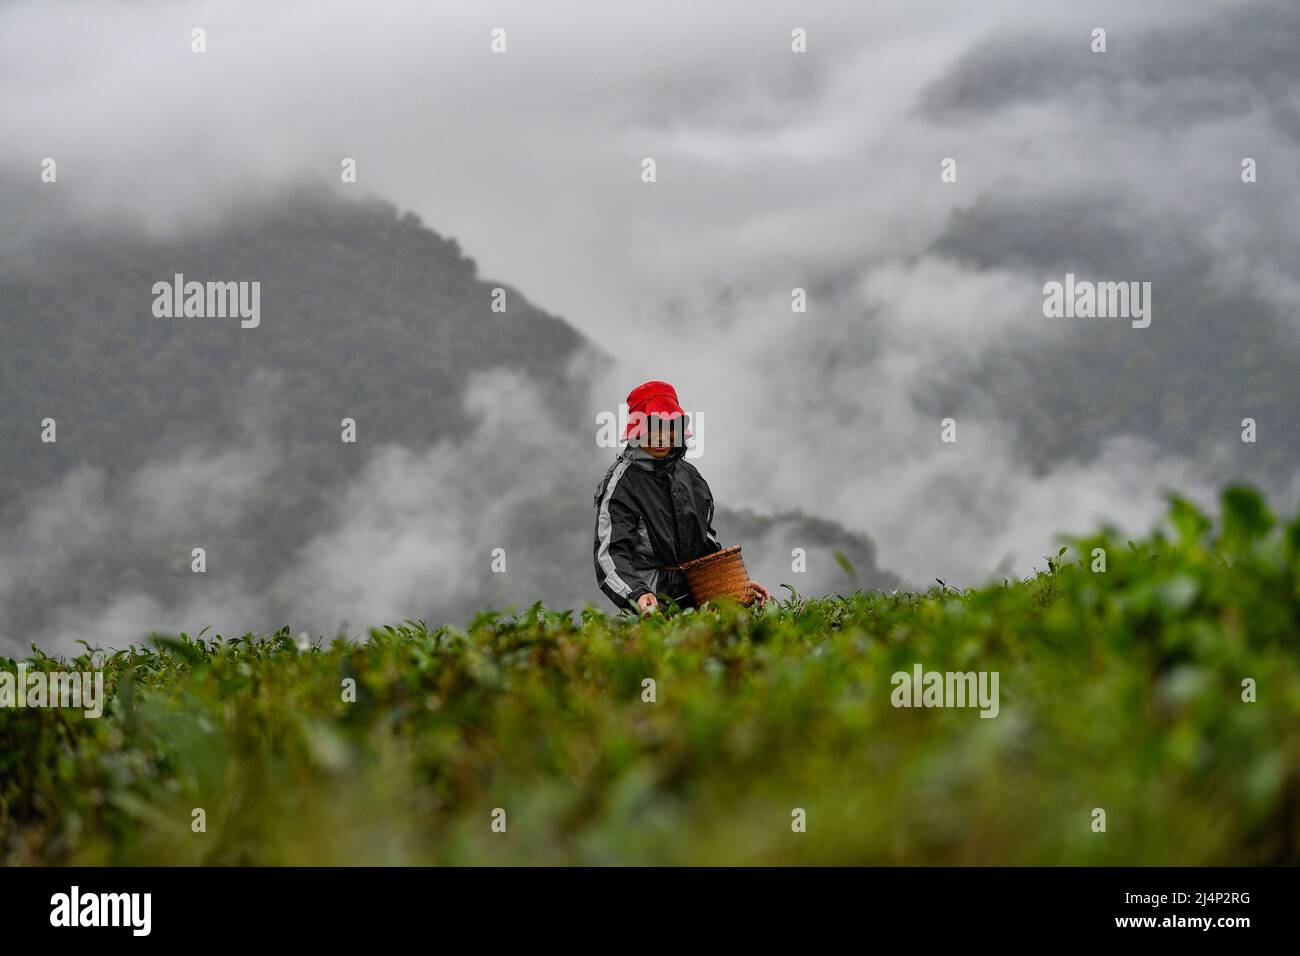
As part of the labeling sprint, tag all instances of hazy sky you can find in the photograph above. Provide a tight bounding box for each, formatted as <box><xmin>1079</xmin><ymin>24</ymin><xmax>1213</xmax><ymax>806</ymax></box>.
<box><xmin>3</xmin><ymin>0</ymin><xmax>1297</xmax><ymax>646</ymax></box>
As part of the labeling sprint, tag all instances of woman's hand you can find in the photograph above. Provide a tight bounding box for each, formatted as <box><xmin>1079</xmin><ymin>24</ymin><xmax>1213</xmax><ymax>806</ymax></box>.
<box><xmin>637</xmin><ymin>592</ymin><xmax>660</xmax><ymax>615</ymax></box>
<box><xmin>747</xmin><ymin>581</ymin><xmax>771</xmax><ymax>607</ymax></box>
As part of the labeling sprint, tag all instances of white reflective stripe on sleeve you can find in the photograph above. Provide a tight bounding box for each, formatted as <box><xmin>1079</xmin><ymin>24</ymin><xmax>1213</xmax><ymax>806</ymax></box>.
<box><xmin>596</xmin><ymin>457</ymin><xmax>636</xmax><ymax>598</ymax></box>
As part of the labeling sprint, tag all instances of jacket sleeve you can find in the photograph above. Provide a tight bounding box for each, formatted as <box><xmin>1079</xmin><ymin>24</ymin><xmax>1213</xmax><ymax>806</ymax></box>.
<box><xmin>600</xmin><ymin>493</ymin><xmax>654</xmax><ymax>602</ymax></box>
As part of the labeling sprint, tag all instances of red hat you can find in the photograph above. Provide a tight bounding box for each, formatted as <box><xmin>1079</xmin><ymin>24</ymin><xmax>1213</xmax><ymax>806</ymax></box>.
<box><xmin>623</xmin><ymin>380</ymin><xmax>692</xmax><ymax>441</ymax></box>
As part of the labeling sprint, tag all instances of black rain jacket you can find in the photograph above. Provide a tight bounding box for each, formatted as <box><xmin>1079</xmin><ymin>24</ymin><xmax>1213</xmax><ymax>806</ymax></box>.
<box><xmin>592</xmin><ymin>442</ymin><xmax>722</xmax><ymax>612</ymax></box>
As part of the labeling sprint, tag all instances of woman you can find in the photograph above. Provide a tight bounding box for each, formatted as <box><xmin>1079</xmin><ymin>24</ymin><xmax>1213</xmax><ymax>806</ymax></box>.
<box><xmin>592</xmin><ymin>380</ymin><xmax>770</xmax><ymax>614</ymax></box>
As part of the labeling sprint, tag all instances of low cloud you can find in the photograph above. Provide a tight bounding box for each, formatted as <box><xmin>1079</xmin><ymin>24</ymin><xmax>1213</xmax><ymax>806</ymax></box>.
<box><xmin>3</xmin><ymin>0</ymin><xmax>1297</xmax><ymax>651</ymax></box>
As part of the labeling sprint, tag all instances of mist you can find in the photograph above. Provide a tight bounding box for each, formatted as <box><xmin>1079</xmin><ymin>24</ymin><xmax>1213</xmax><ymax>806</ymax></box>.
<box><xmin>2</xmin><ymin>0</ymin><xmax>1297</xmax><ymax>653</ymax></box>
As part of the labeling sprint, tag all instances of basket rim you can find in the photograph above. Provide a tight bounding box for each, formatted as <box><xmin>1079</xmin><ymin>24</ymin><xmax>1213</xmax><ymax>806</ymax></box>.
<box><xmin>676</xmin><ymin>544</ymin><xmax>743</xmax><ymax>573</ymax></box>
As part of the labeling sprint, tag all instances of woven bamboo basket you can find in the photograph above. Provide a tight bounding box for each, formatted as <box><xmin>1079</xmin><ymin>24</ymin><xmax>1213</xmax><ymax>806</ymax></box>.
<box><xmin>675</xmin><ymin>545</ymin><xmax>754</xmax><ymax>606</ymax></box>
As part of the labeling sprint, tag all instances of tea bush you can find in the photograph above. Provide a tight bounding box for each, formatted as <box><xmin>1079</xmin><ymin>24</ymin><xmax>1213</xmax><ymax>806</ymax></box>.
<box><xmin>2</xmin><ymin>487</ymin><xmax>1297</xmax><ymax>864</ymax></box>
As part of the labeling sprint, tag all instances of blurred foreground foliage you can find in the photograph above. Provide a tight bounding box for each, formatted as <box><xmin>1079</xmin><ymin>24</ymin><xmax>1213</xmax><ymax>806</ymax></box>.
<box><xmin>2</xmin><ymin>486</ymin><xmax>1298</xmax><ymax>865</ymax></box>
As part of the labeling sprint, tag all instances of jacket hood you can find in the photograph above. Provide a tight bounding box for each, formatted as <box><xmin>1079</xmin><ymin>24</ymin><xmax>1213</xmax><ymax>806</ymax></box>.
<box><xmin>624</xmin><ymin>441</ymin><xmax>687</xmax><ymax>472</ymax></box>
